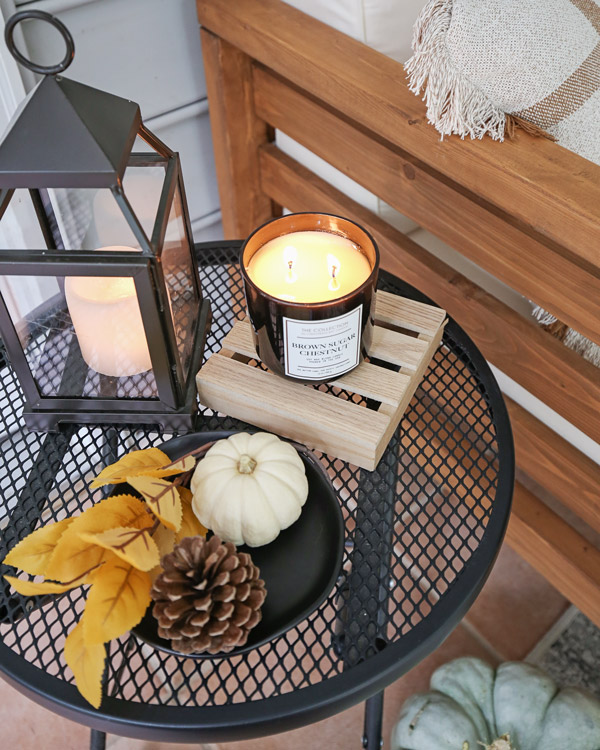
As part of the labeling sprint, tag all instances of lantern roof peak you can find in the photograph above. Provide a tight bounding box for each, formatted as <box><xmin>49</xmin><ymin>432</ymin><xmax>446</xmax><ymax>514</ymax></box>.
<box><xmin>0</xmin><ymin>75</ymin><xmax>140</xmax><ymax>189</ymax></box>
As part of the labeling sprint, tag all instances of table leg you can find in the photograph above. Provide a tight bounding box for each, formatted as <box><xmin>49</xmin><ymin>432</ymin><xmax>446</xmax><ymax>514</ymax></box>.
<box><xmin>89</xmin><ymin>729</ymin><xmax>106</xmax><ymax>750</ymax></box>
<box><xmin>338</xmin><ymin>433</ymin><xmax>399</xmax><ymax>666</ymax></box>
<box><xmin>363</xmin><ymin>690</ymin><xmax>384</xmax><ymax>749</ymax></box>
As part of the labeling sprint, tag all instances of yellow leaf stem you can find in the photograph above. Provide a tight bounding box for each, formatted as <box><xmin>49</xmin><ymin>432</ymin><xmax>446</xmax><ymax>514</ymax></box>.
<box><xmin>64</xmin><ymin>620</ymin><xmax>106</xmax><ymax>709</ymax></box>
<box><xmin>82</xmin><ymin>555</ymin><xmax>152</xmax><ymax>645</ymax></box>
<box><xmin>3</xmin><ymin>518</ymin><xmax>73</xmax><ymax>575</ymax></box>
<box><xmin>159</xmin><ymin>454</ymin><xmax>196</xmax><ymax>474</ymax></box>
<box><xmin>80</xmin><ymin>526</ymin><xmax>159</xmax><ymax>572</ymax></box>
<box><xmin>45</xmin><ymin>495</ymin><xmax>152</xmax><ymax>583</ymax></box>
<box><xmin>127</xmin><ymin>476</ymin><xmax>182</xmax><ymax>532</ymax></box>
<box><xmin>90</xmin><ymin>448</ymin><xmax>194</xmax><ymax>489</ymax></box>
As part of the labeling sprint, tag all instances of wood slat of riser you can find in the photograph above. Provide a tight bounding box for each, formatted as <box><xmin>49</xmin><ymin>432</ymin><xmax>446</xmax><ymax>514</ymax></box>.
<box><xmin>375</xmin><ymin>290</ymin><xmax>445</xmax><ymax>336</ymax></box>
<box><xmin>253</xmin><ymin>68</ymin><xmax>600</xmax><ymax>345</ymax></box>
<box><xmin>257</xmin><ymin>144</ymin><xmax>600</xmax><ymax>445</ymax></box>
<box><xmin>220</xmin><ymin>317</ymin><xmax>412</xmax><ymax>407</ymax></box>
<box><xmin>197</xmin><ymin>355</ymin><xmax>389</xmax><ymax>469</ymax></box>
<box><xmin>197</xmin><ymin>0</ymin><xmax>600</xmax><ymax>267</ymax></box>
<box><xmin>370</xmin><ymin>327</ymin><xmax>428</xmax><ymax>370</ymax></box>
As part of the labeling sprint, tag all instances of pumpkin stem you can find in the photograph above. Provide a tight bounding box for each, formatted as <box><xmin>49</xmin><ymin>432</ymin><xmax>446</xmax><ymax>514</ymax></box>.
<box><xmin>237</xmin><ymin>454</ymin><xmax>257</xmax><ymax>474</ymax></box>
<box><xmin>479</xmin><ymin>735</ymin><xmax>516</xmax><ymax>750</ymax></box>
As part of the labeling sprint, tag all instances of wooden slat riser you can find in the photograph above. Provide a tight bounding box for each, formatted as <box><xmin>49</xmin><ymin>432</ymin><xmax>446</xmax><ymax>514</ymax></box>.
<box><xmin>197</xmin><ymin>0</ymin><xmax>600</xmax><ymax>268</ymax></box>
<box><xmin>252</xmin><ymin>68</ymin><xmax>600</xmax><ymax>345</ymax></box>
<box><xmin>257</xmin><ymin>143</ymin><xmax>600</xmax><ymax>445</ymax></box>
<box><xmin>198</xmin><ymin>355</ymin><xmax>388</xmax><ymax>468</ymax></box>
<box><xmin>198</xmin><ymin>292</ymin><xmax>446</xmax><ymax>470</ymax></box>
<box><xmin>221</xmin><ymin>316</ymin><xmax>412</xmax><ymax>406</ymax></box>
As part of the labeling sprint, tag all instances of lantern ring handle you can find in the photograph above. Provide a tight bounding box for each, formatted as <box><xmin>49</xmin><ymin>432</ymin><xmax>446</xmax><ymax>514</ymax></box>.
<box><xmin>5</xmin><ymin>10</ymin><xmax>74</xmax><ymax>76</ymax></box>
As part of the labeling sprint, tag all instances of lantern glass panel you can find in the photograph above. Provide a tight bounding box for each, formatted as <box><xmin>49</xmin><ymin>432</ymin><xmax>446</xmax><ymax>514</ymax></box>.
<box><xmin>0</xmin><ymin>189</ymin><xmax>46</xmax><ymax>250</ymax></box>
<box><xmin>39</xmin><ymin>187</ymin><xmax>141</xmax><ymax>251</ymax></box>
<box><xmin>0</xmin><ymin>269</ymin><xmax>160</xmax><ymax>399</ymax></box>
<box><xmin>161</xmin><ymin>181</ymin><xmax>199</xmax><ymax>381</ymax></box>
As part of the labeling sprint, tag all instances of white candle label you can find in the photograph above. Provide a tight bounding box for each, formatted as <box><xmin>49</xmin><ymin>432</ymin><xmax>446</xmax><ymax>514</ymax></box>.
<box><xmin>283</xmin><ymin>306</ymin><xmax>362</xmax><ymax>380</ymax></box>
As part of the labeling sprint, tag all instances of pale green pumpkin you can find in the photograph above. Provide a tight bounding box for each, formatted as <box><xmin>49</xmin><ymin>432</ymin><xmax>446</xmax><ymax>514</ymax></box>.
<box><xmin>391</xmin><ymin>658</ymin><xmax>600</xmax><ymax>750</ymax></box>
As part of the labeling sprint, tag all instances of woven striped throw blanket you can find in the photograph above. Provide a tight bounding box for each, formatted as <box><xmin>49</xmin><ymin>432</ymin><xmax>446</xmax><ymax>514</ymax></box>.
<box><xmin>405</xmin><ymin>0</ymin><xmax>600</xmax><ymax>365</ymax></box>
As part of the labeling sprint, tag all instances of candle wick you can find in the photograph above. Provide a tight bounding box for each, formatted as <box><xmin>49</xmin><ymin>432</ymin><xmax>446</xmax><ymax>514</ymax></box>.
<box><xmin>286</xmin><ymin>259</ymin><xmax>297</xmax><ymax>284</ymax></box>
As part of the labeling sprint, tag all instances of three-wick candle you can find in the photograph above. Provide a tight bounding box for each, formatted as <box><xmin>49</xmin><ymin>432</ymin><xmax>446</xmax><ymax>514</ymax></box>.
<box><xmin>240</xmin><ymin>213</ymin><xmax>379</xmax><ymax>383</ymax></box>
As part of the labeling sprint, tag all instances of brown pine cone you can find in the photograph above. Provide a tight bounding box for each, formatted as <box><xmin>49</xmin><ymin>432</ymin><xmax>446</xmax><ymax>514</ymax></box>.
<box><xmin>151</xmin><ymin>535</ymin><xmax>266</xmax><ymax>655</ymax></box>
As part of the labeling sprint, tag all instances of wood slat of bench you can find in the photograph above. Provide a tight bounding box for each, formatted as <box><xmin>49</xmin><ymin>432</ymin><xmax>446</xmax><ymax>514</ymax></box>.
<box><xmin>506</xmin><ymin>398</ymin><xmax>600</xmax><ymax>535</ymax></box>
<box><xmin>506</xmin><ymin>483</ymin><xmax>600</xmax><ymax>627</ymax></box>
<box><xmin>374</xmin><ymin>290</ymin><xmax>445</xmax><ymax>336</ymax></box>
<box><xmin>221</xmin><ymin>315</ymin><xmax>411</xmax><ymax>406</ymax></box>
<box><xmin>197</xmin><ymin>354</ymin><xmax>389</xmax><ymax>467</ymax></box>
<box><xmin>258</xmin><ymin>144</ymin><xmax>600</xmax><ymax>444</ymax></box>
<box><xmin>253</xmin><ymin>67</ymin><xmax>600</xmax><ymax>345</ymax></box>
<box><xmin>197</xmin><ymin>0</ymin><xmax>600</xmax><ymax>269</ymax></box>
<box><xmin>200</xmin><ymin>29</ymin><xmax>276</xmax><ymax>238</ymax></box>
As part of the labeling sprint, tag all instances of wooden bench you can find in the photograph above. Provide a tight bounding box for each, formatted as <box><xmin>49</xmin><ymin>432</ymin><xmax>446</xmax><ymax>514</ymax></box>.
<box><xmin>196</xmin><ymin>0</ymin><xmax>600</xmax><ymax>624</ymax></box>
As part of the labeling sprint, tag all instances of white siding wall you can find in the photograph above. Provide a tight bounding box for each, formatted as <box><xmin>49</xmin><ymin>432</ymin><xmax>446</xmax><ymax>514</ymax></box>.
<box><xmin>3</xmin><ymin>0</ymin><xmax>222</xmax><ymax>240</ymax></box>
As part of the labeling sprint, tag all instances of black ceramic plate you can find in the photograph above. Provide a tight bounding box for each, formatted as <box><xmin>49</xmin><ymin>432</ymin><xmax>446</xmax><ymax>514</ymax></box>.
<box><xmin>132</xmin><ymin>431</ymin><xmax>344</xmax><ymax>658</ymax></box>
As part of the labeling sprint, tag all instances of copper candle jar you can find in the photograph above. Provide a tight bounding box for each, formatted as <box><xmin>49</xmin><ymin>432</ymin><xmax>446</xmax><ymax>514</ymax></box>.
<box><xmin>240</xmin><ymin>213</ymin><xmax>379</xmax><ymax>384</ymax></box>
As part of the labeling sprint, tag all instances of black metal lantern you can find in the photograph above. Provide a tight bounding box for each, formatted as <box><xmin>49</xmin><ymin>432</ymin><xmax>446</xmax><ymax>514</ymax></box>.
<box><xmin>0</xmin><ymin>11</ymin><xmax>210</xmax><ymax>432</ymax></box>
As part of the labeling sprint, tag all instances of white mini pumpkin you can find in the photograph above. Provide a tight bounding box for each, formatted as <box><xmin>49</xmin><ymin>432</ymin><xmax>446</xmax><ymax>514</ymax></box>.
<box><xmin>391</xmin><ymin>657</ymin><xmax>600</xmax><ymax>750</ymax></box>
<box><xmin>190</xmin><ymin>432</ymin><xmax>309</xmax><ymax>547</ymax></box>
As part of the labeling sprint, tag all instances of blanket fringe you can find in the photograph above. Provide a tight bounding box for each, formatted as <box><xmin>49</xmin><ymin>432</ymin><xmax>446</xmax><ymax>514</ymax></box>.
<box><xmin>533</xmin><ymin>306</ymin><xmax>600</xmax><ymax>367</ymax></box>
<box><xmin>404</xmin><ymin>0</ymin><xmax>507</xmax><ymax>141</ymax></box>
<box><xmin>505</xmin><ymin>114</ymin><xmax>557</xmax><ymax>141</ymax></box>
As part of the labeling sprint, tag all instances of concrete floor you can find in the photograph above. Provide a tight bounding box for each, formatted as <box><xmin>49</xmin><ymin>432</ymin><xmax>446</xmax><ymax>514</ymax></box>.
<box><xmin>0</xmin><ymin>543</ymin><xmax>573</xmax><ymax>750</ymax></box>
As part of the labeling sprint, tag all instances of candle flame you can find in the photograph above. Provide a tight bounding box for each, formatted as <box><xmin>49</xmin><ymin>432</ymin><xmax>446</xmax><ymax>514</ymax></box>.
<box><xmin>327</xmin><ymin>254</ymin><xmax>341</xmax><ymax>292</ymax></box>
<box><xmin>284</xmin><ymin>245</ymin><xmax>298</xmax><ymax>284</ymax></box>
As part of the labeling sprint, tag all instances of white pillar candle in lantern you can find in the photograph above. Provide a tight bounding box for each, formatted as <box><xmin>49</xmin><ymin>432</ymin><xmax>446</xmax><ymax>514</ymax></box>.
<box><xmin>64</xmin><ymin>246</ymin><xmax>152</xmax><ymax>377</ymax></box>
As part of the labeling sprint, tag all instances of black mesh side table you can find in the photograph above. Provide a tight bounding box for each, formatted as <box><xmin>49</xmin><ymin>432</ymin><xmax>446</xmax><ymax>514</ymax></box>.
<box><xmin>0</xmin><ymin>241</ymin><xmax>513</xmax><ymax>749</ymax></box>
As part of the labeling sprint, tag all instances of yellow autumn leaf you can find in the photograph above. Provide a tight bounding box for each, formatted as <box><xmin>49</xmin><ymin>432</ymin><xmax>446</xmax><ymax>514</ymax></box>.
<box><xmin>3</xmin><ymin>518</ymin><xmax>73</xmax><ymax>575</ymax></box>
<box><xmin>150</xmin><ymin>524</ymin><xmax>176</xmax><ymax>581</ymax></box>
<box><xmin>80</xmin><ymin>526</ymin><xmax>159</xmax><ymax>572</ymax></box>
<box><xmin>4</xmin><ymin>572</ymin><xmax>88</xmax><ymax>596</ymax></box>
<box><xmin>176</xmin><ymin>487</ymin><xmax>207</xmax><ymax>543</ymax></box>
<box><xmin>64</xmin><ymin>620</ymin><xmax>106</xmax><ymax>709</ymax></box>
<box><xmin>127</xmin><ymin>476</ymin><xmax>182</xmax><ymax>532</ymax></box>
<box><xmin>152</xmin><ymin>524</ymin><xmax>176</xmax><ymax>559</ymax></box>
<box><xmin>82</xmin><ymin>555</ymin><xmax>152</xmax><ymax>645</ymax></box>
<box><xmin>90</xmin><ymin>448</ymin><xmax>194</xmax><ymax>488</ymax></box>
<box><xmin>45</xmin><ymin>495</ymin><xmax>152</xmax><ymax>582</ymax></box>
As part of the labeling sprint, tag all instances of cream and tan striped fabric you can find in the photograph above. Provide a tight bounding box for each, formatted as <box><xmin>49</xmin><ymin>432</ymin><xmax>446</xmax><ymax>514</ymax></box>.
<box><xmin>406</xmin><ymin>0</ymin><xmax>600</xmax><ymax>165</ymax></box>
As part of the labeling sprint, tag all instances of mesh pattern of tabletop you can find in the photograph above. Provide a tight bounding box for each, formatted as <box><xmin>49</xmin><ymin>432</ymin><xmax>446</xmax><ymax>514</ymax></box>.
<box><xmin>0</xmin><ymin>242</ymin><xmax>513</xmax><ymax>740</ymax></box>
